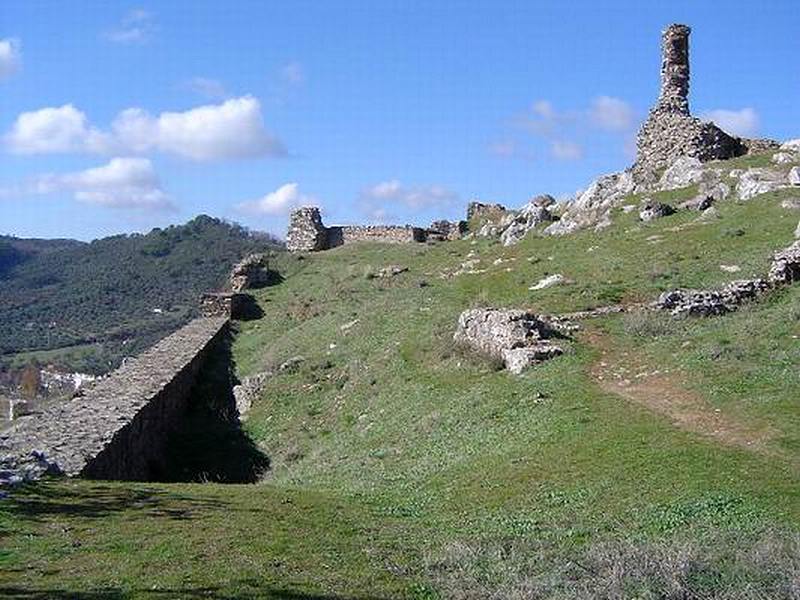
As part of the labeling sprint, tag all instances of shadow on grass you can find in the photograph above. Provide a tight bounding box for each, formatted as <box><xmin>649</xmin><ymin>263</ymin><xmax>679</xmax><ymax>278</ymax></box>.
<box><xmin>0</xmin><ymin>585</ymin><xmax>390</xmax><ymax>599</ymax></box>
<box><xmin>4</xmin><ymin>480</ymin><xmax>232</xmax><ymax>522</ymax></box>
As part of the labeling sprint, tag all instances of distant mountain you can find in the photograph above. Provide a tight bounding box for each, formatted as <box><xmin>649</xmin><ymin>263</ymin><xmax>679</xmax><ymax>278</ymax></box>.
<box><xmin>0</xmin><ymin>215</ymin><xmax>283</xmax><ymax>374</ymax></box>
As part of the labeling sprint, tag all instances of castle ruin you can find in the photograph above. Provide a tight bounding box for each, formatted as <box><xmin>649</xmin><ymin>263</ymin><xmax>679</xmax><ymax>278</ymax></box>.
<box><xmin>632</xmin><ymin>24</ymin><xmax>775</xmax><ymax>185</ymax></box>
<box><xmin>286</xmin><ymin>207</ymin><xmax>464</xmax><ymax>252</ymax></box>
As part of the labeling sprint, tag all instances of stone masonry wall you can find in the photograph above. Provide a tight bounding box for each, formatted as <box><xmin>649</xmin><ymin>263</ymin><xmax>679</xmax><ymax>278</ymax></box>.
<box><xmin>0</xmin><ymin>317</ymin><xmax>229</xmax><ymax>484</ymax></box>
<box><xmin>287</xmin><ymin>207</ymin><xmax>428</xmax><ymax>252</ymax></box>
<box><xmin>327</xmin><ymin>225</ymin><xmax>426</xmax><ymax>247</ymax></box>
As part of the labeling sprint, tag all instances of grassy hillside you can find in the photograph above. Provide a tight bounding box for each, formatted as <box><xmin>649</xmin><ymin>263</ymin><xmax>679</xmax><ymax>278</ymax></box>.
<box><xmin>1</xmin><ymin>155</ymin><xmax>799</xmax><ymax>598</ymax></box>
<box><xmin>0</xmin><ymin>216</ymin><xmax>282</xmax><ymax>375</ymax></box>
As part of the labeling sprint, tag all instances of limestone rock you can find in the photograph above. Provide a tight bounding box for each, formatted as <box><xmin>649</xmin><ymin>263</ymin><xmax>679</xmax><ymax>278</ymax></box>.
<box><xmin>780</xmin><ymin>139</ymin><xmax>800</xmax><ymax>152</ymax></box>
<box><xmin>781</xmin><ymin>198</ymin><xmax>800</xmax><ymax>210</ymax></box>
<box><xmin>659</xmin><ymin>156</ymin><xmax>705</xmax><ymax>190</ymax></box>
<box><xmin>547</xmin><ymin>171</ymin><xmax>634</xmax><ymax>234</ymax></box>
<box><xmin>375</xmin><ymin>265</ymin><xmax>408</xmax><ymax>278</ymax></box>
<box><xmin>772</xmin><ymin>152</ymin><xmax>796</xmax><ymax>165</ymax></box>
<box><xmin>789</xmin><ymin>167</ymin><xmax>800</xmax><ymax>186</ymax></box>
<box><xmin>531</xmin><ymin>194</ymin><xmax>556</xmax><ymax>208</ymax></box>
<box><xmin>795</xmin><ymin>220</ymin><xmax>800</xmax><ymax>239</ymax></box>
<box><xmin>736</xmin><ymin>169</ymin><xmax>787</xmax><ymax>200</ymax></box>
<box><xmin>499</xmin><ymin>202</ymin><xmax>554</xmax><ymax>246</ymax></box>
<box><xmin>529</xmin><ymin>274</ymin><xmax>565</xmax><ymax>290</ymax></box>
<box><xmin>502</xmin><ymin>345</ymin><xmax>563</xmax><ymax>375</ymax></box>
<box><xmin>453</xmin><ymin>308</ymin><xmax>563</xmax><ymax>374</ymax></box>
<box><xmin>768</xmin><ymin>241</ymin><xmax>800</xmax><ymax>285</ymax></box>
<box><xmin>232</xmin><ymin>371</ymin><xmax>271</xmax><ymax>419</ymax></box>
<box><xmin>639</xmin><ymin>201</ymin><xmax>676</xmax><ymax>222</ymax></box>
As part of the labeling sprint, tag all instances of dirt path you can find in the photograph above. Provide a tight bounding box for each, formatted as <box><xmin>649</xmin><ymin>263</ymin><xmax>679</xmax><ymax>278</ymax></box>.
<box><xmin>583</xmin><ymin>328</ymin><xmax>783</xmax><ymax>458</ymax></box>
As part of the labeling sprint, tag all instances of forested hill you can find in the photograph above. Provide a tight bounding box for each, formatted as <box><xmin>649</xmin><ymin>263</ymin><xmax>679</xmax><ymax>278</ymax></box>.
<box><xmin>0</xmin><ymin>215</ymin><xmax>282</xmax><ymax>374</ymax></box>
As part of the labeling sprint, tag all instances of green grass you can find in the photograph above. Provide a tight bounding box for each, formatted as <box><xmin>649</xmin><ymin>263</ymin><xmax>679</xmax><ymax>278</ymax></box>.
<box><xmin>1</xmin><ymin>178</ymin><xmax>799</xmax><ymax>598</ymax></box>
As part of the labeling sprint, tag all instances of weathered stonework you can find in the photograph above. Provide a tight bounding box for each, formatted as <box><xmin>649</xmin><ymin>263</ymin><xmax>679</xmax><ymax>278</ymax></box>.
<box><xmin>200</xmin><ymin>292</ymin><xmax>248</xmax><ymax>319</ymax></box>
<box><xmin>286</xmin><ymin>207</ymin><xmax>431</xmax><ymax>253</ymax></box>
<box><xmin>286</xmin><ymin>207</ymin><xmax>328</xmax><ymax>252</ymax></box>
<box><xmin>0</xmin><ymin>317</ymin><xmax>229</xmax><ymax>485</ymax></box>
<box><xmin>229</xmin><ymin>253</ymin><xmax>271</xmax><ymax>292</ymax></box>
<box><xmin>467</xmin><ymin>201</ymin><xmax>507</xmax><ymax>222</ymax></box>
<box><xmin>632</xmin><ymin>24</ymin><xmax>749</xmax><ymax>186</ymax></box>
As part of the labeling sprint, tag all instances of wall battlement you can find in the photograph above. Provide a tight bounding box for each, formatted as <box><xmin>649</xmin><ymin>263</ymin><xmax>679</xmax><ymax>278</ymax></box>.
<box><xmin>286</xmin><ymin>207</ymin><xmax>454</xmax><ymax>252</ymax></box>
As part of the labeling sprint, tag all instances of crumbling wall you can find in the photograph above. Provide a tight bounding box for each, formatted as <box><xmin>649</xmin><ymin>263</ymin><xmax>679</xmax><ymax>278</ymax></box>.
<box><xmin>287</xmin><ymin>207</ymin><xmax>430</xmax><ymax>252</ymax></box>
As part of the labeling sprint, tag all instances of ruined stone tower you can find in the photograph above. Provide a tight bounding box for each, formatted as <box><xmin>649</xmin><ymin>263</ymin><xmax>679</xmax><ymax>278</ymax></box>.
<box><xmin>286</xmin><ymin>207</ymin><xmax>328</xmax><ymax>252</ymax></box>
<box><xmin>657</xmin><ymin>24</ymin><xmax>691</xmax><ymax>115</ymax></box>
<box><xmin>632</xmin><ymin>24</ymin><xmax>750</xmax><ymax>185</ymax></box>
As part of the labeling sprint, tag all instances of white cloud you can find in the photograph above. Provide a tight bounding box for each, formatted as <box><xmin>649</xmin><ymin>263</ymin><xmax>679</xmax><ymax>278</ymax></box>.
<box><xmin>113</xmin><ymin>96</ymin><xmax>286</xmax><ymax>160</ymax></box>
<box><xmin>0</xmin><ymin>38</ymin><xmax>21</xmax><ymax>80</ymax></box>
<box><xmin>590</xmin><ymin>96</ymin><xmax>635</xmax><ymax>132</ymax></box>
<box><xmin>550</xmin><ymin>140</ymin><xmax>584</xmax><ymax>161</ymax></box>
<box><xmin>237</xmin><ymin>183</ymin><xmax>314</xmax><ymax>216</ymax></box>
<box><xmin>183</xmin><ymin>77</ymin><xmax>228</xmax><ymax>100</ymax></box>
<box><xmin>4</xmin><ymin>96</ymin><xmax>286</xmax><ymax>161</ymax></box>
<box><xmin>359</xmin><ymin>180</ymin><xmax>457</xmax><ymax>220</ymax></box>
<box><xmin>21</xmin><ymin>157</ymin><xmax>174</xmax><ymax>210</ymax></box>
<box><xmin>4</xmin><ymin>104</ymin><xmax>111</xmax><ymax>154</ymax></box>
<box><xmin>103</xmin><ymin>9</ymin><xmax>157</xmax><ymax>44</ymax></box>
<box><xmin>700</xmin><ymin>107</ymin><xmax>759</xmax><ymax>137</ymax></box>
<box><xmin>281</xmin><ymin>61</ymin><xmax>305</xmax><ymax>86</ymax></box>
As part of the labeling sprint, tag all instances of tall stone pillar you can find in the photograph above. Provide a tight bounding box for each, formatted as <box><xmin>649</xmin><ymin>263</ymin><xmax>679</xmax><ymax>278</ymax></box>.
<box><xmin>657</xmin><ymin>24</ymin><xmax>691</xmax><ymax>115</ymax></box>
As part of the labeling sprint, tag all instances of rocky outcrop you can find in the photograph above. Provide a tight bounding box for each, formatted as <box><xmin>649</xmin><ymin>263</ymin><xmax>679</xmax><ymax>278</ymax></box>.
<box><xmin>655</xmin><ymin>240</ymin><xmax>800</xmax><ymax>317</ymax></box>
<box><xmin>0</xmin><ymin>317</ymin><xmax>230</xmax><ymax>485</ymax></box>
<box><xmin>454</xmin><ymin>308</ymin><xmax>563</xmax><ymax>374</ymax></box>
<box><xmin>467</xmin><ymin>201</ymin><xmax>507</xmax><ymax>222</ymax></box>
<box><xmin>735</xmin><ymin>168</ymin><xmax>790</xmax><ymax>200</ymax></box>
<box><xmin>639</xmin><ymin>201</ymin><xmax>676</xmax><ymax>222</ymax></box>
<box><xmin>545</xmin><ymin>171</ymin><xmax>634</xmax><ymax>235</ymax></box>
<box><xmin>498</xmin><ymin>201</ymin><xmax>555</xmax><ymax>246</ymax></box>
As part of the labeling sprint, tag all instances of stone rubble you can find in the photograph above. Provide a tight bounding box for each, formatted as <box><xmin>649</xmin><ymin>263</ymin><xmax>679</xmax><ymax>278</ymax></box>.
<box><xmin>655</xmin><ymin>239</ymin><xmax>800</xmax><ymax>317</ymax></box>
<box><xmin>453</xmin><ymin>308</ymin><xmax>563</xmax><ymax>375</ymax></box>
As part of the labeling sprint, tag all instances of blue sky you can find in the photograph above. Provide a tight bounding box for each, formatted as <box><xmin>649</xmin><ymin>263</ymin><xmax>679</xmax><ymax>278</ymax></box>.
<box><xmin>1</xmin><ymin>1</ymin><xmax>798</xmax><ymax>241</ymax></box>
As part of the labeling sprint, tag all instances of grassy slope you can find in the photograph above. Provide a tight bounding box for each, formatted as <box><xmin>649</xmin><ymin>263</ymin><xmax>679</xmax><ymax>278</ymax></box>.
<box><xmin>1</xmin><ymin>154</ymin><xmax>799</xmax><ymax>598</ymax></box>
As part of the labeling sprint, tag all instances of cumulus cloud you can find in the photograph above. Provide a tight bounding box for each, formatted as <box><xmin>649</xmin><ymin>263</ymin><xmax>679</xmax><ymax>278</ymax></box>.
<box><xmin>281</xmin><ymin>61</ymin><xmax>306</xmax><ymax>86</ymax></box>
<box><xmin>700</xmin><ymin>107</ymin><xmax>759</xmax><ymax>137</ymax></box>
<box><xmin>0</xmin><ymin>38</ymin><xmax>21</xmax><ymax>80</ymax></box>
<box><xmin>4</xmin><ymin>104</ymin><xmax>111</xmax><ymax>154</ymax></box>
<box><xmin>359</xmin><ymin>180</ymin><xmax>458</xmax><ymax>220</ymax></box>
<box><xmin>590</xmin><ymin>96</ymin><xmax>635</xmax><ymax>132</ymax></box>
<box><xmin>13</xmin><ymin>157</ymin><xmax>174</xmax><ymax>210</ymax></box>
<box><xmin>237</xmin><ymin>183</ymin><xmax>315</xmax><ymax>216</ymax></box>
<box><xmin>183</xmin><ymin>77</ymin><xmax>228</xmax><ymax>100</ymax></box>
<box><xmin>4</xmin><ymin>96</ymin><xmax>286</xmax><ymax>161</ymax></box>
<box><xmin>550</xmin><ymin>140</ymin><xmax>584</xmax><ymax>161</ymax></box>
<box><xmin>103</xmin><ymin>8</ymin><xmax>157</xmax><ymax>44</ymax></box>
